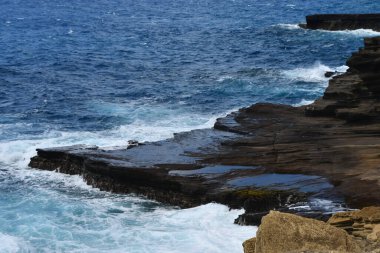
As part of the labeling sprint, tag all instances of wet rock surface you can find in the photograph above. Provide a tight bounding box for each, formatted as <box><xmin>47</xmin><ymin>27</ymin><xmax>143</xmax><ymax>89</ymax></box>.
<box><xmin>30</xmin><ymin>37</ymin><xmax>380</xmax><ymax>224</ymax></box>
<box><xmin>300</xmin><ymin>14</ymin><xmax>380</xmax><ymax>31</ymax></box>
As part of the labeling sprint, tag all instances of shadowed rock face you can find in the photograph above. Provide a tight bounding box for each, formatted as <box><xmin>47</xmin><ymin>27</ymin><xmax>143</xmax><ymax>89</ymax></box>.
<box><xmin>306</xmin><ymin>37</ymin><xmax>380</xmax><ymax>121</ymax></box>
<box><xmin>29</xmin><ymin>37</ymin><xmax>380</xmax><ymax>224</ymax></box>
<box><xmin>300</xmin><ymin>14</ymin><xmax>380</xmax><ymax>31</ymax></box>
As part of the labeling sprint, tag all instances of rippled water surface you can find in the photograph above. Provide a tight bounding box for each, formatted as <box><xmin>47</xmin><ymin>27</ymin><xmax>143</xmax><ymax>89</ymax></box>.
<box><xmin>1</xmin><ymin>0</ymin><xmax>380</xmax><ymax>252</ymax></box>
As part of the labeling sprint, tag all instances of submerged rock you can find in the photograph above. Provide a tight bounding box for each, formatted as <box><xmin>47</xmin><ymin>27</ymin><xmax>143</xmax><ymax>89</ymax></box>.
<box><xmin>244</xmin><ymin>211</ymin><xmax>362</xmax><ymax>253</ymax></box>
<box><xmin>300</xmin><ymin>14</ymin><xmax>380</xmax><ymax>31</ymax></box>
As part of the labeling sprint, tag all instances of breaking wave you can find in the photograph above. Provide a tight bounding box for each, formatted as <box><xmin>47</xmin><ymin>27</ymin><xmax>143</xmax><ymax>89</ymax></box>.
<box><xmin>278</xmin><ymin>23</ymin><xmax>380</xmax><ymax>37</ymax></box>
<box><xmin>0</xmin><ymin>164</ymin><xmax>256</xmax><ymax>253</ymax></box>
<box><xmin>282</xmin><ymin>62</ymin><xmax>348</xmax><ymax>83</ymax></box>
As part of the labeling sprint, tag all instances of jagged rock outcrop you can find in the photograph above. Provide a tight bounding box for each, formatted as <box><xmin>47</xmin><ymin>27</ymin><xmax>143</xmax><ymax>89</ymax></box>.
<box><xmin>305</xmin><ymin>37</ymin><xmax>380</xmax><ymax>121</ymax></box>
<box><xmin>328</xmin><ymin>206</ymin><xmax>380</xmax><ymax>251</ymax></box>
<box><xmin>29</xmin><ymin>37</ymin><xmax>380</xmax><ymax>224</ymax></box>
<box><xmin>243</xmin><ymin>211</ymin><xmax>362</xmax><ymax>253</ymax></box>
<box><xmin>300</xmin><ymin>14</ymin><xmax>380</xmax><ymax>31</ymax></box>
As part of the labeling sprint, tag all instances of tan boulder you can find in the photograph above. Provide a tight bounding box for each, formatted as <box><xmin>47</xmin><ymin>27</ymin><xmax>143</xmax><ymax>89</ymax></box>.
<box><xmin>243</xmin><ymin>211</ymin><xmax>361</xmax><ymax>253</ymax></box>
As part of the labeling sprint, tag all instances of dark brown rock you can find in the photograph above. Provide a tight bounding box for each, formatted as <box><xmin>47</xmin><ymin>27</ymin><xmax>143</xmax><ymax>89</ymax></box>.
<box><xmin>300</xmin><ymin>14</ymin><xmax>380</xmax><ymax>32</ymax></box>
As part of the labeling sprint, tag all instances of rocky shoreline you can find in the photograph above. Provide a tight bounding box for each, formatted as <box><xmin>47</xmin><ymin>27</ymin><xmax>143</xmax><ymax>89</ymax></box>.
<box><xmin>30</xmin><ymin>37</ymin><xmax>380</xmax><ymax>227</ymax></box>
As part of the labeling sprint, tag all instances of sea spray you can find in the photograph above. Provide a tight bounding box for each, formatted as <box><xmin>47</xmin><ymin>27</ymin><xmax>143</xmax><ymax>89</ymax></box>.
<box><xmin>281</xmin><ymin>62</ymin><xmax>347</xmax><ymax>83</ymax></box>
<box><xmin>0</xmin><ymin>164</ymin><xmax>256</xmax><ymax>253</ymax></box>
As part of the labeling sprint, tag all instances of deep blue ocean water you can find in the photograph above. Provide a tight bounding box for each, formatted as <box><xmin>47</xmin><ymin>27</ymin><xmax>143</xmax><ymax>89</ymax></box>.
<box><xmin>1</xmin><ymin>0</ymin><xmax>380</xmax><ymax>252</ymax></box>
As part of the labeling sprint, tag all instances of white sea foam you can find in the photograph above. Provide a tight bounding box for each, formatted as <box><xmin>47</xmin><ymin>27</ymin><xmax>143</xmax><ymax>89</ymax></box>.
<box><xmin>277</xmin><ymin>23</ymin><xmax>301</xmax><ymax>30</ymax></box>
<box><xmin>0</xmin><ymin>165</ymin><xmax>256</xmax><ymax>253</ymax></box>
<box><xmin>0</xmin><ymin>233</ymin><xmax>32</xmax><ymax>253</ymax></box>
<box><xmin>0</xmin><ymin>121</ymin><xmax>255</xmax><ymax>253</ymax></box>
<box><xmin>277</xmin><ymin>23</ymin><xmax>380</xmax><ymax>37</ymax></box>
<box><xmin>217</xmin><ymin>75</ymin><xmax>234</xmax><ymax>82</ymax></box>
<box><xmin>148</xmin><ymin>203</ymin><xmax>256</xmax><ymax>253</ymax></box>
<box><xmin>0</xmin><ymin>107</ymin><xmax>236</xmax><ymax>169</ymax></box>
<box><xmin>320</xmin><ymin>28</ymin><xmax>380</xmax><ymax>37</ymax></box>
<box><xmin>282</xmin><ymin>62</ymin><xmax>347</xmax><ymax>84</ymax></box>
<box><xmin>335</xmin><ymin>65</ymin><xmax>349</xmax><ymax>72</ymax></box>
<box><xmin>308</xmin><ymin>198</ymin><xmax>355</xmax><ymax>213</ymax></box>
<box><xmin>288</xmin><ymin>198</ymin><xmax>354</xmax><ymax>214</ymax></box>
<box><xmin>292</xmin><ymin>99</ymin><xmax>314</xmax><ymax>107</ymax></box>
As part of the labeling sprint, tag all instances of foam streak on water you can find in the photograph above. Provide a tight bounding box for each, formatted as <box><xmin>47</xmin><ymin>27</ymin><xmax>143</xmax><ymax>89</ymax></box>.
<box><xmin>278</xmin><ymin>23</ymin><xmax>380</xmax><ymax>37</ymax></box>
<box><xmin>0</xmin><ymin>167</ymin><xmax>255</xmax><ymax>253</ymax></box>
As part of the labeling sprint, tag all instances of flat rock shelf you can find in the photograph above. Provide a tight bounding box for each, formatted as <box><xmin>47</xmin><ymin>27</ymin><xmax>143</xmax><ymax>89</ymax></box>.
<box><xmin>30</xmin><ymin>37</ymin><xmax>380</xmax><ymax>225</ymax></box>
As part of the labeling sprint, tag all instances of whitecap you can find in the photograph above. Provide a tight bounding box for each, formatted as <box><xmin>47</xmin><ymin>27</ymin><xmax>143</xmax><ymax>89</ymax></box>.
<box><xmin>217</xmin><ymin>75</ymin><xmax>234</xmax><ymax>82</ymax></box>
<box><xmin>289</xmin><ymin>198</ymin><xmax>355</xmax><ymax>214</ymax></box>
<box><xmin>145</xmin><ymin>203</ymin><xmax>256</xmax><ymax>253</ymax></box>
<box><xmin>0</xmin><ymin>233</ymin><xmax>33</xmax><ymax>253</ymax></box>
<box><xmin>318</xmin><ymin>28</ymin><xmax>380</xmax><ymax>37</ymax></box>
<box><xmin>0</xmin><ymin>165</ymin><xmax>256</xmax><ymax>253</ymax></box>
<box><xmin>335</xmin><ymin>65</ymin><xmax>349</xmax><ymax>72</ymax></box>
<box><xmin>277</xmin><ymin>23</ymin><xmax>380</xmax><ymax>37</ymax></box>
<box><xmin>0</xmin><ymin>108</ymin><xmax>237</xmax><ymax>168</ymax></box>
<box><xmin>281</xmin><ymin>62</ymin><xmax>347</xmax><ymax>84</ymax></box>
<box><xmin>0</xmin><ymin>105</ymin><xmax>255</xmax><ymax>253</ymax></box>
<box><xmin>276</xmin><ymin>23</ymin><xmax>301</xmax><ymax>30</ymax></box>
<box><xmin>293</xmin><ymin>99</ymin><xmax>314</xmax><ymax>107</ymax></box>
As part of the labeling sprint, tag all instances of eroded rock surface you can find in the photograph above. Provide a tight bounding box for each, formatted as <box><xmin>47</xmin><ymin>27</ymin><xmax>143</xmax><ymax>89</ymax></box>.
<box><xmin>30</xmin><ymin>37</ymin><xmax>380</xmax><ymax>224</ymax></box>
<box><xmin>244</xmin><ymin>211</ymin><xmax>361</xmax><ymax>253</ymax></box>
<box><xmin>328</xmin><ymin>206</ymin><xmax>380</xmax><ymax>251</ymax></box>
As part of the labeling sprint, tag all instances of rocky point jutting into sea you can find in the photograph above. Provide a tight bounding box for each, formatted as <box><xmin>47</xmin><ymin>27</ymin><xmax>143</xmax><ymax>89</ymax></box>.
<box><xmin>29</xmin><ymin>36</ymin><xmax>380</xmax><ymax>230</ymax></box>
<box><xmin>300</xmin><ymin>13</ymin><xmax>380</xmax><ymax>31</ymax></box>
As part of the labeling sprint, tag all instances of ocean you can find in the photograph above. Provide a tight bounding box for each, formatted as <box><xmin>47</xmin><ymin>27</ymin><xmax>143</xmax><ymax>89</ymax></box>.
<box><xmin>1</xmin><ymin>0</ymin><xmax>380</xmax><ymax>252</ymax></box>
